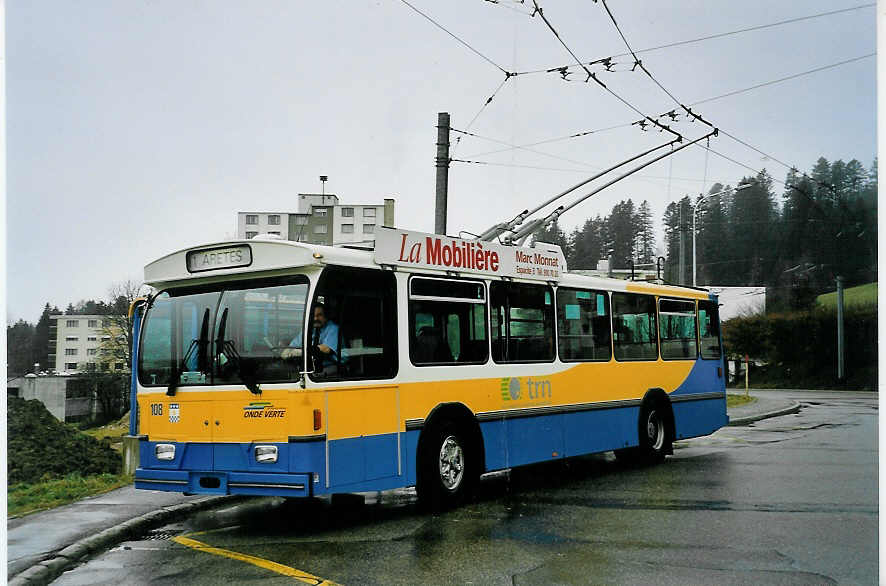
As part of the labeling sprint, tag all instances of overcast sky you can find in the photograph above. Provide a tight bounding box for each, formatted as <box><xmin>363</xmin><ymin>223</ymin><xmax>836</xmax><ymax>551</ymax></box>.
<box><xmin>6</xmin><ymin>0</ymin><xmax>876</xmax><ymax>322</ymax></box>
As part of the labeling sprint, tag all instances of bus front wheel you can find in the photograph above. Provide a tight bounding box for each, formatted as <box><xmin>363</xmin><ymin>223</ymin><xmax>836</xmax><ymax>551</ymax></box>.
<box><xmin>417</xmin><ymin>420</ymin><xmax>477</xmax><ymax>510</ymax></box>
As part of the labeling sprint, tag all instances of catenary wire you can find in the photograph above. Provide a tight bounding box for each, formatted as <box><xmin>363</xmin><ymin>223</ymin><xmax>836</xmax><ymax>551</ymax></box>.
<box><xmin>530</xmin><ymin>0</ymin><xmax>682</xmax><ymax>139</ymax></box>
<box><xmin>460</xmin><ymin>53</ymin><xmax>874</xmax><ymax>158</ymax></box>
<box><xmin>690</xmin><ymin>53</ymin><xmax>875</xmax><ymax>106</ymax></box>
<box><xmin>397</xmin><ymin>0</ymin><xmax>511</xmax><ymax>75</ymax></box>
<box><xmin>513</xmin><ymin>3</ymin><xmax>874</xmax><ymax>75</ymax></box>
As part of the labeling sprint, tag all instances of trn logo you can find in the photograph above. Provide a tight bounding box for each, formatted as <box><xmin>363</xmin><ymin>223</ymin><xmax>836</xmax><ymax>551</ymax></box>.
<box><xmin>500</xmin><ymin>377</ymin><xmax>553</xmax><ymax>401</ymax></box>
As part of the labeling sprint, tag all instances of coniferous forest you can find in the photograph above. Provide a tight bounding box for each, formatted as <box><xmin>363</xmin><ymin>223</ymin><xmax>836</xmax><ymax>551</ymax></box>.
<box><xmin>533</xmin><ymin>156</ymin><xmax>877</xmax><ymax>309</ymax></box>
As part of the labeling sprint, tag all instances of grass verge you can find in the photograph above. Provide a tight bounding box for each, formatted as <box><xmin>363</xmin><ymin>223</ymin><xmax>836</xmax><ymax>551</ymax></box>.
<box><xmin>8</xmin><ymin>473</ymin><xmax>132</xmax><ymax>518</ymax></box>
<box><xmin>726</xmin><ymin>394</ymin><xmax>756</xmax><ymax>408</ymax></box>
<box><xmin>816</xmin><ymin>282</ymin><xmax>877</xmax><ymax>309</ymax></box>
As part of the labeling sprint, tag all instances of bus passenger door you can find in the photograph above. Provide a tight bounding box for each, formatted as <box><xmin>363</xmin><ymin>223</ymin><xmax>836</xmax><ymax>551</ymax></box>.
<box><xmin>326</xmin><ymin>386</ymin><xmax>400</xmax><ymax>487</ymax></box>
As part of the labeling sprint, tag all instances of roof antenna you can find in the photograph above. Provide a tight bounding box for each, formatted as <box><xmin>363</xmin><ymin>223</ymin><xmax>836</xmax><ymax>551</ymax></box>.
<box><xmin>320</xmin><ymin>175</ymin><xmax>328</xmax><ymax>196</ymax></box>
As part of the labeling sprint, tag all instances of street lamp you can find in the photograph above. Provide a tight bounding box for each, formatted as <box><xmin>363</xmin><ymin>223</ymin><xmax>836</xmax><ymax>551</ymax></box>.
<box><xmin>692</xmin><ymin>183</ymin><xmax>751</xmax><ymax>286</ymax></box>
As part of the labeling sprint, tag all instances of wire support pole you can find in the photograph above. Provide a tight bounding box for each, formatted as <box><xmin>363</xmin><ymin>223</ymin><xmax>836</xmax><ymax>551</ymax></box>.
<box><xmin>435</xmin><ymin>112</ymin><xmax>451</xmax><ymax>235</ymax></box>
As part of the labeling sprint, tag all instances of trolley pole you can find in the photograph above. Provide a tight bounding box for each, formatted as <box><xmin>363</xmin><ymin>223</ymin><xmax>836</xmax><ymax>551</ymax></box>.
<box><xmin>836</xmin><ymin>276</ymin><xmax>845</xmax><ymax>381</ymax></box>
<box><xmin>435</xmin><ymin>112</ymin><xmax>450</xmax><ymax>235</ymax></box>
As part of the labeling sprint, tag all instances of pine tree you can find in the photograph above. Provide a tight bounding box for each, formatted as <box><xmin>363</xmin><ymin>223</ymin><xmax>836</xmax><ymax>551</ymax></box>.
<box><xmin>33</xmin><ymin>303</ymin><xmax>62</xmax><ymax>372</ymax></box>
<box><xmin>568</xmin><ymin>216</ymin><xmax>605</xmax><ymax>269</ymax></box>
<box><xmin>531</xmin><ymin>220</ymin><xmax>571</xmax><ymax>257</ymax></box>
<box><xmin>635</xmin><ymin>200</ymin><xmax>655</xmax><ymax>265</ymax></box>
<box><xmin>7</xmin><ymin>319</ymin><xmax>36</xmax><ymax>375</ymax></box>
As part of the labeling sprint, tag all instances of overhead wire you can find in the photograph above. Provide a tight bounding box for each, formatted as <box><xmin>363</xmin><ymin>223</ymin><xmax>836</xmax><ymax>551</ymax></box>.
<box><xmin>397</xmin><ymin>0</ymin><xmax>511</xmax><ymax>75</ymax></box>
<box><xmin>594</xmin><ymin>0</ymin><xmax>842</xmax><ymax>190</ymax></box>
<box><xmin>690</xmin><ymin>53</ymin><xmax>875</xmax><ymax>106</ymax></box>
<box><xmin>513</xmin><ymin>3</ymin><xmax>874</xmax><ymax>75</ymax></box>
<box><xmin>459</xmin><ymin>53</ymin><xmax>874</xmax><ymax>158</ymax></box>
<box><xmin>529</xmin><ymin>0</ymin><xmax>682</xmax><ymax>139</ymax></box>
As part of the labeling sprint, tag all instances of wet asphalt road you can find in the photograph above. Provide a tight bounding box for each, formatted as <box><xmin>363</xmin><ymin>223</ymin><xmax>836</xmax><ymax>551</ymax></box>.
<box><xmin>53</xmin><ymin>391</ymin><xmax>877</xmax><ymax>585</ymax></box>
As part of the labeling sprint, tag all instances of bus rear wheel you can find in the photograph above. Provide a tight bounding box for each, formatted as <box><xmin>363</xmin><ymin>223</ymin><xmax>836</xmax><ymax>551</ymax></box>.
<box><xmin>615</xmin><ymin>401</ymin><xmax>672</xmax><ymax>465</ymax></box>
<box><xmin>417</xmin><ymin>420</ymin><xmax>477</xmax><ymax>511</ymax></box>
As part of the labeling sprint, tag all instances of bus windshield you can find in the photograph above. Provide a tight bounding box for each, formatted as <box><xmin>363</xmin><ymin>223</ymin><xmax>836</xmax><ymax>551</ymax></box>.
<box><xmin>138</xmin><ymin>277</ymin><xmax>309</xmax><ymax>388</ymax></box>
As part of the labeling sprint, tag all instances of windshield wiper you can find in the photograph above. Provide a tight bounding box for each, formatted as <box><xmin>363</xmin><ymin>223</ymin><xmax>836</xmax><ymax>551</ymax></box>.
<box><xmin>167</xmin><ymin>308</ymin><xmax>210</xmax><ymax>396</ymax></box>
<box><xmin>215</xmin><ymin>307</ymin><xmax>261</xmax><ymax>395</ymax></box>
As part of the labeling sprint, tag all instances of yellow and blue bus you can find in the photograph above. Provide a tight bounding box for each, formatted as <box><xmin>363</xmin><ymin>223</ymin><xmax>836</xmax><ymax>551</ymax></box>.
<box><xmin>132</xmin><ymin>227</ymin><xmax>727</xmax><ymax>508</ymax></box>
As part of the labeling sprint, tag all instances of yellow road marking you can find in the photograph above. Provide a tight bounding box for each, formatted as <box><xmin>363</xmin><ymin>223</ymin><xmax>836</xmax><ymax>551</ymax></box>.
<box><xmin>172</xmin><ymin>534</ymin><xmax>340</xmax><ymax>585</ymax></box>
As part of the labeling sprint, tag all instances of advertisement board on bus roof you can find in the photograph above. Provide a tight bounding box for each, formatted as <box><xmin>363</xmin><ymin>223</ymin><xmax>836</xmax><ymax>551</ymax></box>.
<box><xmin>374</xmin><ymin>227</ymin><xmax>567</xmax><ymax>281</ymax></box>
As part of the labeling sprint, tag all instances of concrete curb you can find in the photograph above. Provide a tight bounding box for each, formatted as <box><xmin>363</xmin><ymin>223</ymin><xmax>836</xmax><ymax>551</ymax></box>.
<box><xmin>9</xmin><ymin>494</ymin><xmax>249</xmax><ymax>586</ymax></box>
<box><xmin>728</xmin><ymin>401</ymin><xmax>802</xmax><ymax>426</ymax></box>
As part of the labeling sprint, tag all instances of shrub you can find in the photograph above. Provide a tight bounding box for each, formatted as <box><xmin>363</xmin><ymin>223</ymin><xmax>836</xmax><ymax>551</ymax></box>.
<box><xmin>722</xmin><ymin>304</ymin><xmax>877</xmax><ymax>387</ymax></box>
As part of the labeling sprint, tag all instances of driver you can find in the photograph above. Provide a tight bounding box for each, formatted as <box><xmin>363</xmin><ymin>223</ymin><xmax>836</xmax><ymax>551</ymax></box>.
<box><xmin>281</xmin><ymin>304</ymin><xmax>339</xmax><ymax>372</ymax></box>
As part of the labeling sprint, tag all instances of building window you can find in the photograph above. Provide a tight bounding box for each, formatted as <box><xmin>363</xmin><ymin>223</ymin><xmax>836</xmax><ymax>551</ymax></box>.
<box><xmin>66</xmin><ymin>320</ymin><xmax>79</xmax><ymax>328</ymax></box>
<box><xmin>314</xmin><ymin>225</ymin><xmax>328</xmax><ymax>234</ymax></box>
<box><xmin>87</xmin><ymin>348</ymin><xmax>97</xmax><ymax>356</ymax></box>
<box><xmin>314</xmin><ymin>208</ymin><xmax>328</xmax><ymax>217</ymax></box>
<box><xmin>65</xmin><ymin>336</ymin><xmax>79</xmax><ymax>342</ymax></box>
<box><xmin>87</xmin><ymin>336</ymin><xmax>97</xmax><ymax>342</ymax></box>
<box><xmin>362</xmin><ymin>224</ymin><xmax>375</xmax><ymax>234</ymax></box>
<box><xmin>102</xmin><ymin>319</ymin><xmax>110</xmax><ymax>328</ymax></box>
<box><xmin>65</xmin><ymin>348</ymin><xmax>78</xmax><ymax>356</ymax></box>
<box><xmin>268</xmin><ymin>231</ymin><xmax>281</xmax><ymax>236</ymax></box>
<box><xmin>65</xmin><ymin>362</ymin><xmax>78</xmax><ymax>370</ymax></box>
<box><xmin>246</xmin><ymin>214</ymin><xmax>258</xmax><ymax>225</ymax></box>
<box><xmin>245</xmin><ymin>231</ymin><xmax>258</xmax><ymax>239</ymax></box>
<box><xmin>363</xmin><ymin>208</ymin><xmax>376</xmax><ymax>218</ymax></box>
<box><xmin>88</xmin><ymin>319</ymin><xmax>98</xmax><ymax>328</ymax></box>
<box><xmin>101</xmin><ymin>363</ymin><xmax>110</xmax><ymax>371</ymax></box>
<box><xmin>115</xmin><ymin>362</ymin><xmax>125</xmax><ymax>370</ymax></box>
<box><xmin>341</xmin><ymin>207</ymin><xmax>354</xmax><ymax>217</ymax></box>
<box><xmin>294</xmin><ymin>215</ymin><xmax>309</xmax><ymax>225</ymax></box>
<box><xmin>267</xmin><ymin>214</ymin><xmax>280</xmax><ymax>225</ymax></box>
<box><xmin>86</xmin><ymin>362</ymin><xmax>97</xmax><ymax>372</ymax></box>
<box><xmin>102</xmin><ymin>335</ymin><xmax>111</xmax><ymax>341</ymax></box>
<box><xmin>341</xmin><ymin>224</ymin><xmax>354</xmax><ymax>234</ymax></box>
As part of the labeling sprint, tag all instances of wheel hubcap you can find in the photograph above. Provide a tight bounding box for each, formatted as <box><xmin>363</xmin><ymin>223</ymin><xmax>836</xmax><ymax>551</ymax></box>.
<box><xmin>647</xmin><ymin>410</ymin><xmax>665</xmax><ymax>451</ymax></box>
<box><xmin>438</xmin><ymin>435</ymin><xmax>464</xmax><ymax>491</ymax></box>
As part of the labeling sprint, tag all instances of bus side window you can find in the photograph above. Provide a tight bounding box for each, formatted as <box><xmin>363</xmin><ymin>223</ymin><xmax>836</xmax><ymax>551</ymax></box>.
<box><xmin>310</xmin><ymin>266</ymin><xmax>398</xmax><ymax>381</ymax></box>
<box><xmin>612</xmin><ymin>292</ymin><xmax>658</xmax><ymax>361</ymax></box>
<box><xmin>408</xmin><ymin>276</ymin><xmax>488</xmax><ymax>366</ymax></box>
<box><xmin>698</xmin><ymin>300</ymin><xmax>722</xmax><ymax>360</ymax></box>
<box><xmin>490</xmin><ymin>282</ymin><xmax>555</xmax><ymax>363</ymax></box>
<box><xmin>556</xmin><ymin>288</ymin><xmax>611</xmax><ymax>361</ymax></box>
<box><xmin>659</xmin><ymin>299</ymin><xmax>698</xmax><ymax>360</ymax></box>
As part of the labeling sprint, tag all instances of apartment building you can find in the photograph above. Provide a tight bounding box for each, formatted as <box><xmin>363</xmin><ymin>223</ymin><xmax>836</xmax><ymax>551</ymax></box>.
<box><xmin>49</xmin><ymin>315</ymin><xmax>127</xmax><ymax>374</ymax></box>
<box><xmin>237</xmin><ymin>193</ymin><xmax>395</xmax><ymax>246</ymax></box>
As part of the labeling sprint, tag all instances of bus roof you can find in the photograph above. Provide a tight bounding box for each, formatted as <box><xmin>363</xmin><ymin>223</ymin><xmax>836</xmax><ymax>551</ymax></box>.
<box><xmin>144</xmin><ymin>231</ymin><xmax>712</xmax><ymax>300</ymax></box>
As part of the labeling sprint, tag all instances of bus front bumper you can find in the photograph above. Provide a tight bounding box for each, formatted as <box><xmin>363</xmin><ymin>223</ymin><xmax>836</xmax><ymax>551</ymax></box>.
<box><xmin>135</xmin><ymin>468</ymin><xmax>314</xmax><ymax>497</ymax></box>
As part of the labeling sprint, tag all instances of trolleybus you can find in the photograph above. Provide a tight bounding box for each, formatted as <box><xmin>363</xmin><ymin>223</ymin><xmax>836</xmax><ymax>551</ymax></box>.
<box><xmin>132</xmin><ymin>227</ymin><xmax>727</xmax><ymax>508</ymax></box>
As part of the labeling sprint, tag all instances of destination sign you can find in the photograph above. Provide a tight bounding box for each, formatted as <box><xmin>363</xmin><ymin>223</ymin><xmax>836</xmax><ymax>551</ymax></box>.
<box><xmin>374</xmin><ymin>228</ymin><xmax>566</xmax><ymax>281</ymax></box>
<box><xmin>186</xmin><ymin>245</ymin><xmax>252</xmax><ymax>273</ymax></box>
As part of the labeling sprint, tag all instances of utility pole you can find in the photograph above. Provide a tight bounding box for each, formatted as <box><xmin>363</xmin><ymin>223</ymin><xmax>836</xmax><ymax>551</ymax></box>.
<box><xmin>836</xmin><ymin>276</ymin><xmax>845</xmax><ymax>381</ymax></box>
<box><xmin>435</xmin><ymin>112</ymin><xmax>450</xmax><ymax>235</ymax></box>
<box><xmin>678</xmin><ymin>201</ymin><xmax>686</xmax><ymax>285</ymax></box>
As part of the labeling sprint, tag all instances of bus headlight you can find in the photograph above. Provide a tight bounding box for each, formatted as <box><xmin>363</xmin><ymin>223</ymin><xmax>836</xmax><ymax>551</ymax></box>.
<box><xmin>254</xmin><ymin>445</ymin><xmax>278</xmax><ymax>464</ymax></box>
<box><xmin>155</xmin><ymin>444</ymin><xmax>176</xmax><ymax>461</ymax></box>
